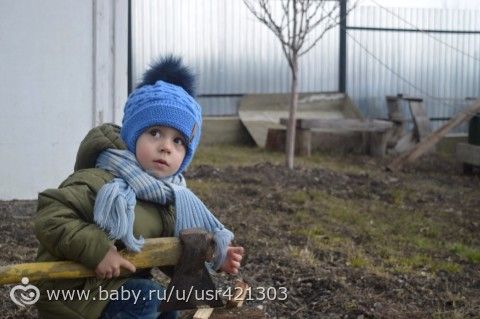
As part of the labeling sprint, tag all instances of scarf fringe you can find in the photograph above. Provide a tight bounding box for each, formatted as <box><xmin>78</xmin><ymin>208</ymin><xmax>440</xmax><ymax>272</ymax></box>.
<box><xmin>94</xmin><ymin>178</ymin><xmax>145</xmax><ymax>252</ymax></box>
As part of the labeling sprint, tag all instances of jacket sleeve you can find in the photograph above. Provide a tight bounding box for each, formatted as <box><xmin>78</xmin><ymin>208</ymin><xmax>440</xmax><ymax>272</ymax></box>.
<box><xmin>34</xmin><ymin>184</ymin><xmax>113</xmax><ymax>269</ymax></box>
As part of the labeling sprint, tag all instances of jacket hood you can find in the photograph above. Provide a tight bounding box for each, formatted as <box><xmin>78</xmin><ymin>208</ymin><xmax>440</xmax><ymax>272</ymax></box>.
<box><xmin>74</xmin><ymin>123</ymin><xmax>127</xmax><ymax>171</ymax></box>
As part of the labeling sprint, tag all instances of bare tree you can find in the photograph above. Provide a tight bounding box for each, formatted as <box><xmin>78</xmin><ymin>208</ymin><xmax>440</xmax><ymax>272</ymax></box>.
<box><xmin>243</xmin><ymin>0</ymin><xmax>353</xmax><ymax>169</ymax></box>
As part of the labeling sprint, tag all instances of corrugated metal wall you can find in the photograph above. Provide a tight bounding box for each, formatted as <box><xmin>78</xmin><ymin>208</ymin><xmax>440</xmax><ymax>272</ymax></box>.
<box><xmin>132</xmin><ymin>1</ymin><xmax>480</xmax><ymax>132</ymax></box>
<box><xmin>347</xmin><ymin>7</ymin><xmax>480</xmax><ymax>132</ymax></box>
<box><xmin>131</xmin><ymin>0</ymin><xmax>339</xmax><ymax>116</ymax></box>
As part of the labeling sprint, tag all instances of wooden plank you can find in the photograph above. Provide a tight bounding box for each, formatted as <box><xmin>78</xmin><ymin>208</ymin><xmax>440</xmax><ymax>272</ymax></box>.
<box><xmin>193</xmin><ymin>307</ymin><xmax>214</xmax><ymax>319</ymax></box>
<box><xmin>0</xmin><ymin>237</ymin><xmax>181</xmax><ymax>285</ymax></box>
<box><xmin>387</xmin><ymin>99</ymin><xmax>480</xmax><ymax>172</ymax></box>
<box><xmin>457</xmin><ymin>143</ymin><xmax>480</xmax><ymax>166</ymax></box>
<box><xmin>407</xmin><ymin>99</ymin><xmax>432</xmax><ymax>141</ymax></box>
<box><xmin>280</xmin><ymin>118</ymin><xmax>393</xmax><ymax>132</ymax></box>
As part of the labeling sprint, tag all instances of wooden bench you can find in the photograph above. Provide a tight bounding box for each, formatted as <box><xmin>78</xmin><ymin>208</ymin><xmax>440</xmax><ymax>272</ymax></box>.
<box><xmin>266</xmin><ymin>118</ymin><xmax>393</xmax><ymax>157</ymax></box>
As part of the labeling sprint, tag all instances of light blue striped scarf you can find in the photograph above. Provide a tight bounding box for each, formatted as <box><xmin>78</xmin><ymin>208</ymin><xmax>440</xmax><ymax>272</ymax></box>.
<box><xmin>93</xmin><ymin>149</ymin><xmax>233</xmax><ymax>270</ymax></box>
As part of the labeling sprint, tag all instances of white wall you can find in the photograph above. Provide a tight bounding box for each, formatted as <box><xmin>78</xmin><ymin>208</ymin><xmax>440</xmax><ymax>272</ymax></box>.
<box><xmin>0</xmin><ymin>0</ymin><xmax>128</xmax><ymax>200</ymax></box>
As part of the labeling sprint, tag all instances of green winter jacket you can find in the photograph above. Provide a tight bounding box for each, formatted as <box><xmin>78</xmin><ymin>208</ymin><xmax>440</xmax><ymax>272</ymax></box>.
<box><xmin>34</xmin><ymin>123</ymin><xmax>176</xmax><ymax>319</ymax></box>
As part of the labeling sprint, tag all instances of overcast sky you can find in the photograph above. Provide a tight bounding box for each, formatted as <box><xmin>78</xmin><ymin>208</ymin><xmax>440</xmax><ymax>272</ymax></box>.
<box><xmin>358</xmin><ymin>0</ymin><xmax>480</xmax><ymax>9</ymax></box>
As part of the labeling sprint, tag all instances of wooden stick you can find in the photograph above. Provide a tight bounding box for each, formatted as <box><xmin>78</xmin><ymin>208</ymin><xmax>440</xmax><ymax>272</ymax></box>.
<box><xmin>387</xmin><ymin>99</ymin><xmax>480</xmax><ymax>172</ymax></box>
<box><xmin>0</xmin><ymin>237</ymin><xmax>181</xmax><ymax>285</ymax></box>
<box><xmin>226</xmin><ymin>280</ymin><xmax>249</xmax><ymax>308</ymax></box>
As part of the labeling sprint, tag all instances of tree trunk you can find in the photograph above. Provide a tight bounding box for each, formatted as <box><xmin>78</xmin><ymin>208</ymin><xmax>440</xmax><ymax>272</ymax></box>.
<box><xmin>286</xmin><ymin>58</ymin><xmax>299</xmax><ymax>169</ymax></box>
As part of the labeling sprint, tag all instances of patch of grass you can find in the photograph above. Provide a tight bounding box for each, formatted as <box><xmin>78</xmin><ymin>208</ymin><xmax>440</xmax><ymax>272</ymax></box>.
<box><xmin>297</xmin><ymin>224</ymin><xmax>327</xmax><ymax>237</ymax></box>
<box><xmin>187</xmin><ymin>179</ymin><xmax>233</xmax><ymax>198</ymax></box>
<box><xmin>288</xmin><ymin>191</ymin><xmax>310</xmax><ymax>205</ymax></box>
<box><xmin>431</xmin><ymin>261</ymin><xmax>462</xmax><ymax>273</ymax></box>
<box><xmin>288</xmin><ymin>245</ymin><xmax>318</xmax><ymax>266</ymax></box>
<box><xmin>293</xmin><ymin>209</ymin><xmax>311</xmax><ymax>224</ymax></box>
<box><xmin>343</xmin><ymin>300</ymin><xmax>359</xmax><ymax>311</ymax></box>
<box><xmin>348</xmin><ymin>256</ymin><xmax>369</xmax><ymax>268</ymax></box>
<box><xmin>193</xmin><ymin>145</ymin><xmax>283</xmax><ymax>167</ymax></box>
<box><xmin>432</xmin><ymin>312</ymin><xmax>465</xmax><ymax>319</ymax></box>
<box><xmin>411</xmin><ymin>236</ymin><xmax>436</xmax><ymax>250</ymax></box>
<box><xmin>388</xmin><ymin>253</ymin><xmax>462</xmax><ymax>274</ymax></box>
<box><xmin>286</xmin><ymin>189</ymin><xmax>462</xmax><ymax>274</ymax></box>
<box><xmin>391</xmin><ymin>188</ymin><xmax>408</xmax><ymax>206</ymax></box>
<box><xmin>397</xmin><ymin>254</ymin><xmax>432</xmax><ymax>270</ymax></box>
<box><xmin>194</xmin><ymin>144</ymin><xmax>369</xmax><ymax>174</ymax></box>
<box><xmin>450</xmin><ymin>243</ymin><xmax>480</xmax><ymax>263</ymax></box>
<box><xmin>302</xmin><ymin>152</ymin><xmax>369</xmax><ymax>174</ymax></box>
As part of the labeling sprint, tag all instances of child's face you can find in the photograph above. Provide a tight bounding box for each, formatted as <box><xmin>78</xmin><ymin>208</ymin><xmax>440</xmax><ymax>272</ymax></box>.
<box><xmin>135</xmin><ymin>125</ymin><xmax>186</xmax><ymax>178</ymax></box>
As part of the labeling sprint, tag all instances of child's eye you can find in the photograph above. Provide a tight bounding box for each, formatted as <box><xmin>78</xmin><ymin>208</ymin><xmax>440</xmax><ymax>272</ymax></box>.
<box><xmin>173</xmin><ymin>137</ymin><xmax>185</xmax><ymax>146</ymax></box>
<box><xmin>149</xmin><ymin>129</ymin><xmax>161</xmax><ymax>138</ymax></box>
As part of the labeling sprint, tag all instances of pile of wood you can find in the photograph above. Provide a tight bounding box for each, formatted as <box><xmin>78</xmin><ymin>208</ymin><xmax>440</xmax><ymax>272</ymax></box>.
<box><xmin>386</xmin><ymin>96</ymin><xmax>480</xmax><ymax>172</ymax></box>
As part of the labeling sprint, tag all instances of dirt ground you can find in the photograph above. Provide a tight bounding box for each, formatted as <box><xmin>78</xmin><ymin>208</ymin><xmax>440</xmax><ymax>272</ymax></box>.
<box><xmin>1</xmin><ymin>149</ymin><xmax>479</xmax><ymax>318</ymax></box>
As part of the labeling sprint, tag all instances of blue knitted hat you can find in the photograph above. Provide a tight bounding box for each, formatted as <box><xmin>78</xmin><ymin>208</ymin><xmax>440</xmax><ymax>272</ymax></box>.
<box><xmin>121</xmin><ymin>56</ymin><xmax>202</xmax><ymax>175</ymax></box>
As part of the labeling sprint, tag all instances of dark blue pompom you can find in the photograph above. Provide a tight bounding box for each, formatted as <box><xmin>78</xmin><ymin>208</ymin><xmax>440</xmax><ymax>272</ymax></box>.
<box><xmin>137</xmin><ymin>55</ymin><xmax>196</xmax><ymax>97</ymax></box>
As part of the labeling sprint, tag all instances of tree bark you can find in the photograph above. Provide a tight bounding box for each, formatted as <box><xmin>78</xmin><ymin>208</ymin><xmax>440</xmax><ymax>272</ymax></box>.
<box><xmin>286</xmin><ymin>58</ymin><xmax>299</xmax><ymax>169</ymax></box>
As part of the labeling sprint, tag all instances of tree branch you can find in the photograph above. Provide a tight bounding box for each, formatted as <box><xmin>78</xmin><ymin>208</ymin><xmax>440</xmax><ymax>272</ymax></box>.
<box><xmin>296</xmin><ymin>0</ymin><xmax>308</xmax><ymax>48</ymax></box>
<box><xmin>308</xmin><ymin>2</ymin><xmax>339</xmax><ymax>32</ymax></box>
<box><xmin>243</xmin><ymin>0</ymin><xmax>289</xmax><ymax>48</ymax></box>
<box><xmin>298</xmin><ymin>21</ymin><xmax>337</xmax><ymax>56</ymax></box>
<box><xmin>243</xmin><ymin>0</ymin><xmax>357</xmax><ymax>77</ymax></box>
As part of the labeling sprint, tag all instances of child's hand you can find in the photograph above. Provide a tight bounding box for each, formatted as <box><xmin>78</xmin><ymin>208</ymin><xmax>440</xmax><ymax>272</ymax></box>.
<box><xmin>95</xmin><ymin>246</ymin><xmax>136</xmax><ymax>279</ymax></box>
<box><xmin>220</xmin><ymin>246</ymin><xmax>244</xmax><ymax>274</ymax></box>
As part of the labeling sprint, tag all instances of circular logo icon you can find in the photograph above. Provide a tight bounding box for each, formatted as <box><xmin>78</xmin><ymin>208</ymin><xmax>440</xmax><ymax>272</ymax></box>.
<box><xmin>9</xmin><ymin>277</ymin><xmax>40</xmax><ymax>308</ymax></box>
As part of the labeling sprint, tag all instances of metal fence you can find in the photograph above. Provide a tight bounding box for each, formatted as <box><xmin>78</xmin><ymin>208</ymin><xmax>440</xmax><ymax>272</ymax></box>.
<box><xmin>131</xmin><ymin>1</ymin><xmax>480</xmax><ymax>133</ymax></box>
<box><xmin>347</xmin><ymin>6</ymin><xmax>480</xmax><ymax>132</ymax></box>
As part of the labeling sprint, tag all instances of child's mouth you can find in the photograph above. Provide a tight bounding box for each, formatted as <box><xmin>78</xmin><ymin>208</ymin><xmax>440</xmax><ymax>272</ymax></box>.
<box><xmin>154</xmin><ymin>159</ymin><xmax>169</xmax><ymax>167</ymax></box>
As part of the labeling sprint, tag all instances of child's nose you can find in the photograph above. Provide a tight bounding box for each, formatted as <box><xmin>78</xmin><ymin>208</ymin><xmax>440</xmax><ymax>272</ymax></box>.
<box><xmin>158</xmin><ymin>138</ymin><xmax>172</xmax><ymax>153</ymax></box>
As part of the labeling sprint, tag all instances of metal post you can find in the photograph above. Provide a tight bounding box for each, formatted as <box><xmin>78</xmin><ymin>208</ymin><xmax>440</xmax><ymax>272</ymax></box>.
<box><xmin>339</xmin><ymin>0</ymin><xmax>347</xmax><ymax>93</ymax></box>
<box><xmin>128</xmin><ymin>0</ymin><xmax>133</xmax><ymax>94</ymax></box>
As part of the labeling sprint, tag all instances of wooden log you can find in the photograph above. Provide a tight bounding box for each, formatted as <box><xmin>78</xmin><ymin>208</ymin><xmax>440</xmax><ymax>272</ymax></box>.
<box><xmin>387</xmin><ymin>99</ymin><xmax>480</xmax><ymax>172</ymax></box>
<box><xmin>0</xmin><ymin>237</ymin><xmax>181</xmax><ymax>285</ymax></box>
